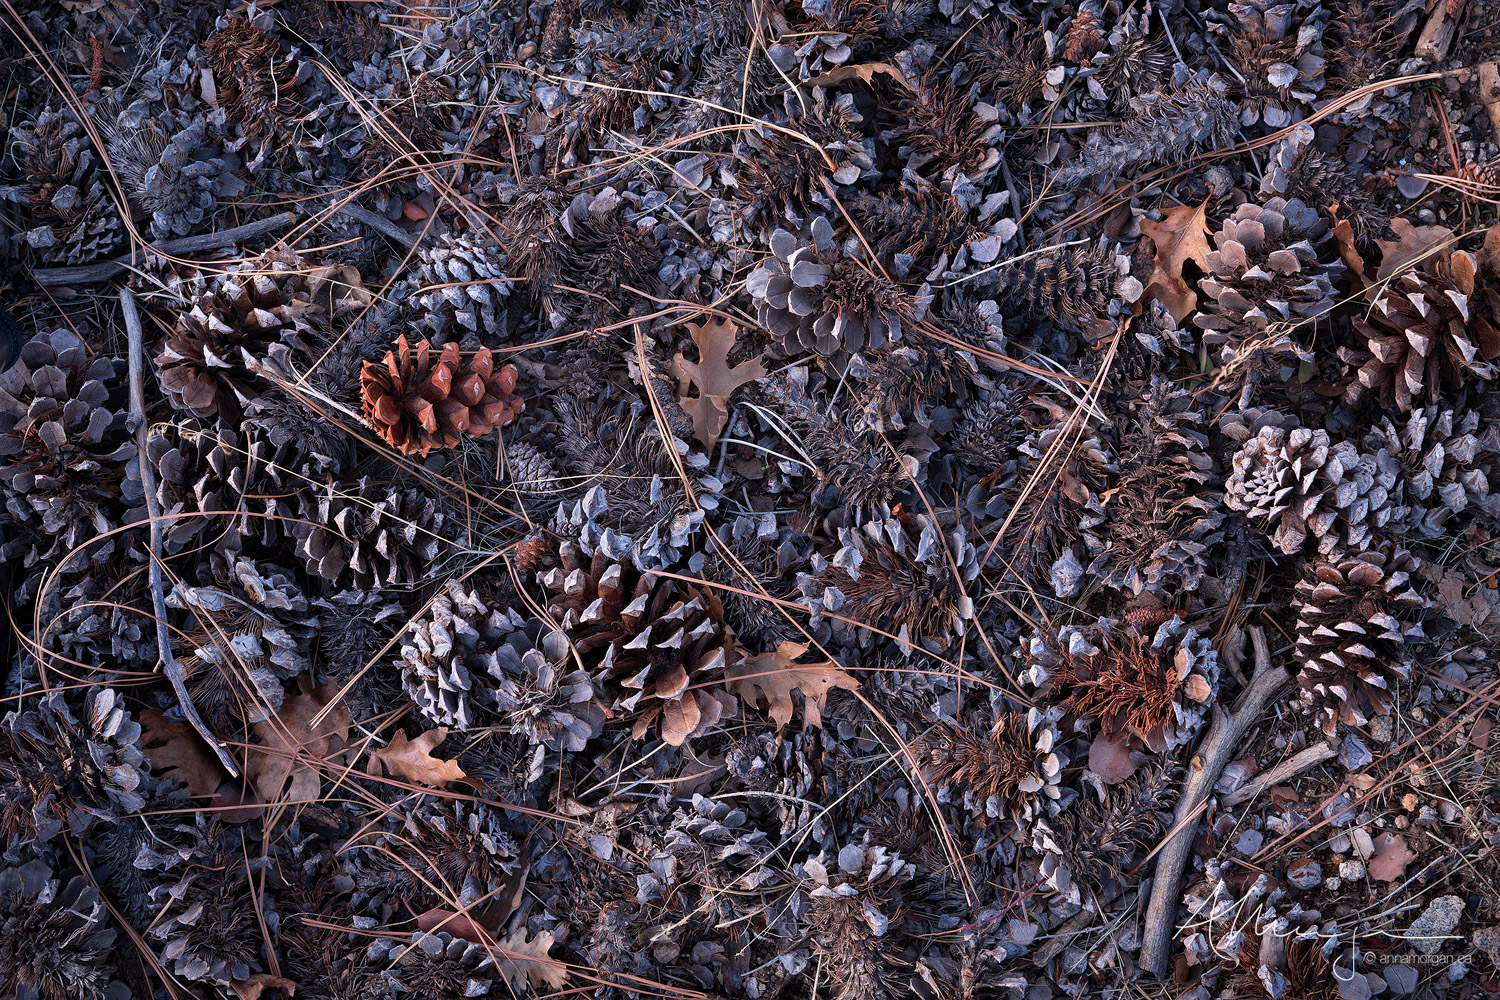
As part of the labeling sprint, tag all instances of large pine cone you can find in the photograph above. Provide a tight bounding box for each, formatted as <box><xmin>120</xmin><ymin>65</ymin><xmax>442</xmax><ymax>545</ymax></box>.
<box><xmin>1339</xmin><ymin>221</ymin><xmax>1500</xmax><ymax>410</ymax></box>
<box><xmin>1223</xmin><ymin>414</ymin><xmax>1404</xmax><ymax>556</ymax></box>
<box><xmin>292</xmin><ymin>476</ymin><xmax>451</xmax><ymax>589</ymax></box>
<box><xmin>10</xmin><ymin>109</ymin><xmax>124</xmax><ymax>264</ymax></box>
<box><xmin>156</xmin><ymin>254</ymin><xmax>331</xmax><ymax>421</ymax></box>
<box><xmin>361</xmin><ymin>335</ymin><xmax>522</xmax><ymax>457</ymax></box>
<box><xmin>0</xmin><ymin>329</ymin><xmax>142</xmax><ymax>586</ymax></box>
<box><xmin>1087</xmin><ymin>378</ymin><xmax>1224</xmax><ymax>596</ymax></box>
<box><xmin>1193</xmin><ymin>198</ymin><xmax>1343</xmax><ymax>393</ymax></box>
<box><xmin>541</xmin><ymin>540</ymin><xmax>733</xmax><ymax>744</ymax></box>
<box><xmin>1293</xmin><ymin>542</ymin><xmax>1428</xmax><ymax>734</ymax></box>
<box><xmin>0</xmin><ymin>859</ymin><xmax>131</xmax><ymax>1000</ymax></box>
<box><xmin>1364</xmin><ymin>406</ymin><xmax>1500</xmax><ymax>537</ymax></box>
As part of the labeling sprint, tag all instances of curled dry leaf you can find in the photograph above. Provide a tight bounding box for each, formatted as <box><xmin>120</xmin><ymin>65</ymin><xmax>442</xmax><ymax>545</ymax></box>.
<box><xmin>1139</xmin><ymin>200</ymin><xmax>1211</xmax><ymax>323</ymax></box>
<box><xmin>231</xmin><ymin>973</ymin><xmax>297</xmax><ymax>1000</ymax></box>
<box><xmin>727</xmin><ymin>641</ymin><xmax>859</xmax><ymax>730</ymax></box>
<box><xmin>140</xmin><ymin>708</ymin><xmax>228</xmax><ymax>797</ymax></box>
<box><xmin>673</xmin><ymin>316</ymin><xmax>766</xmax><ymax>447</ymax></box>
<box><xmin>366</xmin><ymin>727</ymin><xmax>467</xmax><ymax>787</ymax></box>
<box><xmin>495</xmin><ymin>928</ymin><xmax>568</xmax><ymax>994</ymax></box>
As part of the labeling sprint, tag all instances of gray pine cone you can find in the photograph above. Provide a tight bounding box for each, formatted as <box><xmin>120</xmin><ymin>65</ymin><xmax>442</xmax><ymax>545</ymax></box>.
<box><xmin>7</xmin><ymin>109</ymin><xmax>124</xmax><ymax>264</ymax></box>
<box><xmin>1364</xmin><ymin>406</ymin><xmax>1500</xmax><ymax>537</ymax></box>
<box><xmin>412</xmin><ymin>232</ymin><xmax>512</xmax><ymax>345</ymax></box>
<box><xmin>1056</xmin><ymin>81</ymin><xmax>1239</xmax><ymax>188</ymax></box>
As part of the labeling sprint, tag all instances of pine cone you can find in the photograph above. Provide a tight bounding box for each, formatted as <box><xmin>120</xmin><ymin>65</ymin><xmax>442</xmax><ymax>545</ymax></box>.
<box><xmin>0</xmin><ymin>328</ymin><xmax>142</xmax><ymax>585</ymax></box>
<box><xmin>1025</xmin><ymin>617</ymin><xmax>1219</xmax><ymax>752</ymax></box>
<box><xmin>505</xmin><ymin>439</ymin><xmax>560</xmax><ymax>496</ymax></box>
<box><xmin>541</xmin><ymin>539</ymin><xmax>733</xmax><ymax>744</ymax></box>
<box><xmin>1339</xmin><ymin>221</ymin><xmax>1500</xmax><ymax>410</ymax></box>
<box><xmin>800</xmin><ymin>844</ymin><xmax>915</xmax><ymax>1000</ymax></box>
<box><xmin>1212</xmin><ymin>0</ymin><xmax>1327</xmax><ymax>128</ymax></box>
<box><xmin>995</xmin><ymin>238</ymin><xmax>1122</xmax><ymax>342</ymax></box>
<box><xmin>1294</xmin><ymin>541</ymin><xmax>1428</xmax><ymax>734</ymax></box>
<box><xmin>747</xmin><ymin>217</ymin><xmax>919</xmax><ymax>357</ymax></box>
<box><xmin>915</xmin><ymin>709</ymin><xmax>1065</xmax><ymax>822</ymax></box>
<box><xmin>597</xmin><ymin>0</ymin><xmax>746</xmax><ymax>61</ymax></box>
<box><xmin>890</xmin><ymin>71</ymin><xmax>1002</xmax><ymax>179</ymax></box>
<box><xmin>1224</xmin><ymin>416</ymin><xmax>1405</xmax><ymax>555</ymax></box>
<box><xmin>147</xmin><ymin>418</ymin><xmax>252</xmax><ymax>553</ymax></box>
<box><xmin>1038</xmin><ymin>764</ymin><xmax>1176</xmax><ymax>893</ymax></box>
<box><xmin>203</xmin><ymin>14</ymin><xmax>300</xmax><ymax>148</ymax></box>
<box><xmin>734</xmin><ymin>105</ymin><xmax>868</xmax><ymax>232</ymax></box>
<box><xmin>148</xmin><ymin>823</ymin><xmax>269</xmax><ymax>984</ymax></box>
<box><xmin>1055</xmin><ymin>80</ymin><xmax>1238</xmax><ymax>188</ymax></box>
<box><xmin>965</xmin><ymin>17</ymin><xmax>1048</xmax><ymax>109</ymax></box>
<box><xmin>9</xmin><ymin>109</ymin><xmax>124</xmax><ymax>264</ymax></box>
<box><xmin>361</xmin><ymin>334</ymin><xmax>523</xmax><ymax>457</ymax></box>
<box><xmin>1194</xmin><ymin>198</ymin><xmax>1344</xmax><ymax>393</ymax></box>
<box><xmin>1088</xmin><ymin>378</ymin><xmax>1224</xmax><ymax>596</ymax></box>
<box><xmin>1365</xmin><ymin>406</ymin><xmax>1500</xmax><ymax>536</ymax></box>
<box><xmin>353</xmin><ymin>798</ymin><xmax>520</xmax><ymax>908</ymax></box>
<box><xmin>292</xmin><ymin>476</ymin><xmax>450</xmax><ymax>589</ymax></box>
<box><xmin>952</xmin><ymin>380</ymin><xmax>1027</xmax><ymax>471</ymax></box>
<box><xmin>0</xmin><ymin>861</ymin><xmax>129</xmax><ymax>1000</ymax></box>
<box><xmin>410</xmin><ymin>233</ymin><xmax>512</xmax><ymax>345</ymax></box>
<box><xmin>1062</xmin><ymin>0</ymin><xmax>1105</xmax><ymax>62</ymax></box>
<box><xmin>103</xmin><ymin>112</ymin><xmax>228</xmax><ymax>240</ymax></box>
<box><xmin>156</xmin><ymin>253</ymin><xmax>330</xmax><ymax>421</ymax></box>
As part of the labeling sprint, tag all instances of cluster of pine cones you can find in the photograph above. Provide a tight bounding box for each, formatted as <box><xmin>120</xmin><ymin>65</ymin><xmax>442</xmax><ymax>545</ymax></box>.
<box><xmin>0</xmin><ymin>0</ymin><xmax>1497</xmax><ymax>998</ymax></box>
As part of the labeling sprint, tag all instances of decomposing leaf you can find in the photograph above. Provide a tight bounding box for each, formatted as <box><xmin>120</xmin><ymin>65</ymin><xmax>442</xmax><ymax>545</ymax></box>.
<box><xmin>366</xmin><ymin>727</ymin><xmax>467</xmax><ymax>787</ymax></box>
<box><xmin>212</xmin><ymin>779</ymin><xmax>265</xmax><ymax>824</ymax></box>
<box><xmin>673</xmin><ymin>316</ymin><xmax>766</xmax><ymax>448</ymax></box>
<box><xmin>417</xmin><ymin>908</ymin><xmax>497</xmax><ymax>947</ymax></box>
<box><xmin>1368</xmin><ymin>832</ymin><xmax>1416</xmax><ymax>882</ymax></box>
<box><xmin>728</xmin><ymin>641</ymin><xmax>859</xmax><ymax>730</ymax></box>
<box><xmin>231</xmin><ymin>973</ymin><xmax>297</xmax><ymax>1000</ymax></box>
<box><xmin>804</xmin><ymin>62</ymin><xmax>916</xmax><ymax>90</ymax></box>
<box><xmin>140</xmin><ymin>708</ymin><xmax>227</xmax><ymax>797</ymax></box>
<box><xmin>1373</xmin><ymin>218</ymin><xmax>1454</xmax><ymax>281</ymax></box>
<box><xmin>1330</xmin><ymin>219</ymin><xmax>1369</xmax><ymax>293</ymax></box>
<box><xmin>249</xmin><ymin>681</ymin><xmax>350</xmax><ymax>804</ymax></box>
<box><xmin>495</xmin><ymin>928</ymin><xmax>568</xmax><ymax>994</ymax></box>
<box><xmin>1139</xmin><ymin>200</ymin><xmax>1211</xmax><ymax>323</ymax></box>
<box><xmin>1088</xmin><ymin>733</ymin><xmax>1138</xmax><ymax>785</ymax></box>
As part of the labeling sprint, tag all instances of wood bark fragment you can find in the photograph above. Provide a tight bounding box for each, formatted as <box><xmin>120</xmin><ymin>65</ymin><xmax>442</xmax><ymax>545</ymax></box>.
<box><xmin>33</xmin><ymin>212</ymin><xmax>299</xmax><ymax>286</ymax></box>
<box><xmin>1139</xmin><ymin>626</ymin><xmax>1288</xmax><ymax>978</ymax></box>
<box><xmin>1414</xmin><ymin>0</ymin><xmax>1467</xmax><ymax>61</ymax></box>
<box><xmin>1479</xmin><ymin>63</ymin><xmax>1500</xmax><ymax>145</ymax></box>
<box><xmin>1221</xmin><ymin>741</ymin><xmax>1338</xmax><ymax>807</ymax></box>
<box><xmin>122</xmin><ymin>287</ymin><xmax>241</xmax><ymax>778</ymax></box>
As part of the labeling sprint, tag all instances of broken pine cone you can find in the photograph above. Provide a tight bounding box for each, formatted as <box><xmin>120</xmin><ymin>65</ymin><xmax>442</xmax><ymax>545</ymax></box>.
<box><xmin>914</xmin><ymin>708</ymin><xmax>1065</xmax><ymax>823</ymax></box>
<box><xmin>361</xmin><ymin>334</ymin><xmax>523</xmax><ymax>457</ymax></box>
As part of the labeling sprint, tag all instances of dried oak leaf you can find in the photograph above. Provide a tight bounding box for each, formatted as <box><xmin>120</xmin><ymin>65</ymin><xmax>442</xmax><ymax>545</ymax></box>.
<box><xmin>1331</xmin><ymin>219</ymin><xmax>1369</xmax><ymax>292</ymax></box>
<box><xmin>140</xmin><ymin>708</ymin><xmax>228</xmax><ymax>796</ymax></box>
<box><xmin>417</xmin><ymin>908</ymin><xmax>498</xmax><ymax>947</ymax></box>
<box><xmin>1373</xmin><ymin>218</ymin><xmax>1453</xmax><ymax>281</ymax></box>
<box><xmin>728</xmin><ymin>641</ymin><xmax>859</xmax><ymax>730</ymax></box>
<box><xmin>1368</xmin><ymin>832</ymin><xmax>1416</xmax><ymax>882</ymax></box>
<box><xmin>249</xmin><ymin>682</ymin><xmax>350</xmax><ymax>803</ymax></box>
<box><xmin>1140</xmin><ymin>200</ymin><xmax>1211</xmax><ymax>323</ymax></box>
<box><xmin>231</xmin><ymin>973</ymin><xmax>297</xmax><ymax>1000</ymax></box>
<box><xmin>674</xmin><ymin>316</ymin><xmax>767</xmax><ymax>447</ymax></box>
<box><xmin>1088</xmin><ymin>733</ymin><xmax>1138</xmax><ymax>785</ymax></box>
<box><xmin>495</xmin><ymin>928</ymin><xmax>567</xmax><ymax>994</ymax></box>
<box><xmin>366</xmin><ymin>727</ymin><xmax>467</xmax><ymax>787</ymax></box>
<box><xmin>805</xmin><ymin>62</ymin><xmax>917</xmax><ymax>90</ymax></box>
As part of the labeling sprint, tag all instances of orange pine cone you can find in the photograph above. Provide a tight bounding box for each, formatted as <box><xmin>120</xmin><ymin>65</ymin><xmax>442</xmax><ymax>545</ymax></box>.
<box><xmin>361</xmin><ymin>334</ymin><xmax>523</xmax><ymax>456</ymax></box>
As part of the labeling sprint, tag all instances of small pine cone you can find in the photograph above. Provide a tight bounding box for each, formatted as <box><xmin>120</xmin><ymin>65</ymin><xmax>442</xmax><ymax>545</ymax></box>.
<box><xmin>890</xmin><ymin>71</ymin><xmax>1002</xmax><ymax>179</ymax></box>
<box><xmin>411</xmin><ymin>233</ymin><xmax>512</xmax><ymax>345</ymax></box>
<box><xmin>292</xmin><ymin>476</ymin><xmax>450</xmax><ymax>589</ymax></box>
<box><xmin>148</xmin><ymin>823</ymin><xmax>269</xmax><ymax>985</ymax></box>
<box><xmin>966</xmin><ymin>18</ymin><xmax>1048</xmax><ymax>108</ymax></box>
<box><xmin>488</xmin><ymin>626</ymin><xmax>604</xmax><ymax>751</ymax></box>
<box><xmin>361</xmin><ymin>334</ymin><xmax>523</xmax><ymax>457</ymax></box>
<box><xmin>1224</xmin><ymin>418</ymin><xmax>1405</xmax><ymax>556</ymax></box>
<box><xmin>399</xmin><ymin>580</ymin><xmax>556</xmax><ymax>731</ymax></box>
<box><xmin>785</xmin><ymin>392</ymin><xmax>917</xmax><ymax>515</ymax></box>
<box><xmin>995</xmin><ymin>237</ymin><xmax>1121</xmax><ymax>342</ymax></box>
<box><xmin>1193</xmin><ymin>198</ymin><xmax>1344</xmax><ymax>391</ymax></box>
<box><xmin>952</xmin><ymin>380</ymin><xmax>1027</xmax><ymax>471</ymax></box>
<box><xmin>103</xmin><ymin>113</ymin><xmax>228</xmax><ymax>240</ymax></box>
<box><xmin>170</xmin><ymin>556</ymin><xmax>315</xmax><ymax>682</ymax></box>
<box><xmin>597</xmin><ymin>0</ymin><xmax>746</xmax><ymax>62</ymax></box>
<box><xmin>1339</xmin><ymin>222</ymin><xmax>1500</xmax><ymax>410</ymax></box>
<box><xmin>1040</xmin><ymin>764</ymin><xmax>1177</xmax><ymax>892</ymax></box>
<box><xmin>915</xmin><ymin>709</ymin><xmax>1065</xmax><ymax>822</ymax></box>
<box><xmin>857</xmin><ymin>338</ymin><xmax>979</xmax><ymax>426</ymax></box>
<box><xmin>513</xmin><ymin>529</ymin><xmax>553</xmax><ymax>576</ymax></box>
<box><xmin>540</xmin><ymin>539</ymin><xmax>733</xmax><ymax>744</ymax></box>
<box><xmin>1062</xmin><ymin>0</ymin><xmax>1105</xmax><ymax>63</ymax></box>
<box><xmin>748</xmin><ymin>217</ymin><xmax>918</xmax><ymax>358</ymax></box>
<box><xmin>1211</xmin><ymin>0</ymin><xmax>1326</xmax><ymax>128</ymax></box>
<box><xmin>9</xmin><ymin>109</ymin><xmax>124</xmax><ymax>264</ymax></box>
<box><xmin>8</xmin><ymin>688</ymin><xmax>154</xmax><ymax>829</ymax></box>
<box><xmin>366</xmin><ymin>929</ymin><xmax>510</xmax><ymax>999</ymax></box>
<box><xmin>353</xmin><ymin>798</ymin><xmax>520</xmax><ymax>908</ymax></box>
<box><xmin>505</xmin><ymin>440</ymin><xmax>560</xmax><ymax>495</ymax></box>
<box><xmin>1365</xmin><ymin>406</ymin><xmax>1500</xmax><ymax>536</ymax></box>
<box><xmin>1024</xmin><ymin>617</ymin><xmax>1219</xmax><ymax>752</ymax></box>
<box><xmin>1294</xmin><ymin>541</ymin><xmax>1428</xmax><ymax>734</ymax></box>
<box><xmin>0</xmin><ymin>861</ymin><xmax>129</xmax><ymax>1000</ymax></box>
<box><xmin>0</xmin><ymin>328</ymin><xmax>142</xmax><ymax>581</ymax></box>
<box><xmin>800</xmin><ymin>844</ymin><xmax>915</xmax><ymax>1000</ymax></box>
<box><xmin>1088</xmin><ymin>378</ymin><xmax>1224</xmax><ymax>596</ymax></box>
<box><xmin>1056</xmin><ymin>80</ymin><xmax>1239</xmax><ymax>188</ymax></box>
<box><xmin>156</xmin><ymin>253</ymin><xmax>331</xmax><ymax>421</ymax></box>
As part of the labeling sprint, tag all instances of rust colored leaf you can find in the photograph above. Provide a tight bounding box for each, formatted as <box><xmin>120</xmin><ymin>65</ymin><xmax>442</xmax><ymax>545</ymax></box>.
<box><xmin>212</xmin><ymin>779</ymin><xmax>265</xmax><ymax>824</ymax></box>
<box><xmin>1372</xmin><ymin>217</ymin><xmax>1454</xmax><ymax>281</ymax></box>
<box><xmin>673</xmin><ymin>316</ymin><xmax>766</xmax><ymax>448</ymax></box>
<box><xmin>231</xmin><ymin>973</ymin><xmax>297</xmax><ymax>1000</ymax></box>
<box><xmin>805</xmin><ymin>62</ymin><xmax>916</xmax><ymax>90</ymax></box>
<box><xmin>728</xmin><ymin>641</ymin><xmax>859</xmax><ymax>730</ymax></box>
<box><xmin>1139</xmin><ymin>200</ymin><xmax>1211</xmax><ymax>324</ymax></box>
<box><xmin>249</xmin><ymin>681</ymin><xmax>350</xmax><ymax>804</ymax></box>
<box><xmin>1368</xmin><ymin>832</ymin><xmax>1416</xmax><ymax>882</ymax></box>
<box><xmin>417</xmin><ymin>908</ymin><xmax>498</xmax><ymax>947</ymax></box>
<box><xmin>140</xmin><ymin>708</ymin><xmax>227</xmax><ymax>797</ymax></box>
<box><xmin>366</xmin><ymin>727</ymin><xmax>467</xmax><ymax>787</ymax></box>
<box><xmin>1330</xmin><ymin>219</ymin><xmax>1369</xmax><ymax>293</ymax></box>
<box><xmin>1088</xmin><ymin>733</ymin><xmax>1138</xmax><ymax>785</ymax></box>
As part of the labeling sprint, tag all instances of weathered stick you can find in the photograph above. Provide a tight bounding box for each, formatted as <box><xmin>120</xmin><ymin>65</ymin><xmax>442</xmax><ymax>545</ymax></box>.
<box><xmin>1139</xmin><ymin>626</ymin><xmax>1288</xmax><ymax>978</ymax></box>
<box><xmin>1479</xmin><ymin>63</ymin><xmax>1500</xmax><ymax>146</ymax></box>
<box><xmin>121</xmin><ymin>287</ymin><xmax>241</xmax><ymax>778</ymax></box>
<box><xmin>1222</xmin><ymin>741</ymin><xmax>1338</xmax><ymax>807</ymax></box>
<box><xmin>33</xmin><ymin>212</ymin><xmax>299</xmax><ymax>286</ymax></box>
<box><xmin>1415</xmin><ymin>0</ymin><xmax>1467</xmax><ymax>61</ymax></box>
<box><xmin>333</xmin><ymin>202</ymin><xmax>419</xmax><ymax>250</ymax></box>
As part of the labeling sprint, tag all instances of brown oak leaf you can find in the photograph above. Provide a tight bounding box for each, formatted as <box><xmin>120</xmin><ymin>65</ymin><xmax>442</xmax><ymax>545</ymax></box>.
<box><xmin>366</xmin><ymin>727</ymin><xmax>467</xmax><ymax>787</ymax></box>
<box><xmin>1088</xmin><ymin>733</ymin><xmax>1138</xmax><ymax>785</ymax></box>
<box><xmin>1373</xmin><ymin>218</ymin><xmax>1453</xmax><ymax>281</ymax></box>
<box><xmin>495</xmin><ymin>928</ymin><xmax>568</xmax><ymax>994</ymax></box>
<box><xmin>1139</xmin><ymin>200</ymin><xmax>1211</xmax><ymax>323</ymax></box>
<box><xmin>140</xmin><ymin>708</ymin><xmax>227</xmax><ymax>797</ymax></box>
<box><xmin>1368</xmin><ymin>832</ymin><xmax>1416</xmax><ymax>882</ymax></box>
<box><xmin>249</xmin><ymin>681</ymin><xmax>350</xmax><ymax>803</ymax></box>
<box><xmin>728</xmin><ymin>641</ymin><xmax>859</xmax><ymax>730</ymax></box>
<box><xmin>231</xmin><ymin>973</ymin><xmax>297</xmax><ymax>1000</ymax></box>
<box><xmin>417</xmin><ymin>908</ymin><xmax>498</xmax><ymax>947</ymax></box>
<box><xmin>674</xmin><ymin>316</ymin><xmax>766</xmax><ymax>447</ymax></box>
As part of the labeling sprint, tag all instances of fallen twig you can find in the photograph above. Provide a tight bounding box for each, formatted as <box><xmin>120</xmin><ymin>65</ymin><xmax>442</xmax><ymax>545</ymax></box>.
<box><xmin>121</xmin><ymin>286</ymin><xmax>241</xmax><ymax>778</ymax></box>
<box><xmin>1415</xmin><ymin>0</ymin><xmax>1466</xmax><ymax>61</ymax></box>
<box><xmin>333</xmin><ymin>202</ymin><xmax>420</xmax><ymax>250</ymax></box>
<box><xmin>1139</xmin><ymin>626</ymin><xmax>1288</xmax><ymax>978</ymax></box>
<box><xmin>32</xmin><ymin>211</ymin><xmax>299</xmax><ymax>286</ymax></box>
<box><xmin>1221</xmin><ymin>740</ymin><xmax>1338</xmax><ymax>807</ymax></box>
